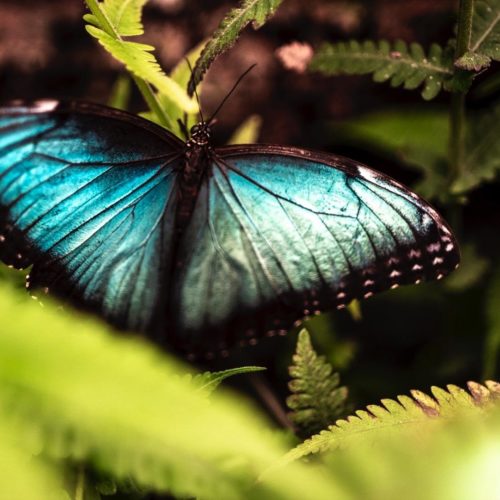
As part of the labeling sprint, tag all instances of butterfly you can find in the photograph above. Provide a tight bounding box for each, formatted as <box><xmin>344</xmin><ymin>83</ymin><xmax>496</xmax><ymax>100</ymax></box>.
<box><xmin>0</xmin><ymin>99</ymin><xmax>460</xmax><ymax>357</ymax></box>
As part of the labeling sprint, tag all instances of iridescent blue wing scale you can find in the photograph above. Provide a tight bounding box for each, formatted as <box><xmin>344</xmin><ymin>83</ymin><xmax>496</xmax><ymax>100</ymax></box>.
<box><xmin>172</xmin><ymin>145</ymin><xmax>459</xmax><ymax>353</ymax></box>
<box><xmin>0</xmin><ymin>101</ymin><xmax>183</xmax><ymax>333</ymax></box>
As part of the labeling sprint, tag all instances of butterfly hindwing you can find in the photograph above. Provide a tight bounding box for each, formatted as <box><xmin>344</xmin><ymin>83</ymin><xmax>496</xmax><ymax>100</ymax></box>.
<box><xmin>0</xmin><ymin>101</ymin><xmax>182</xmax><ymax>332</ymax></box>
<box><xmin>172</xmin><ymin>146</ymin><xmax>459</xmax><ymax>352</ymax></box>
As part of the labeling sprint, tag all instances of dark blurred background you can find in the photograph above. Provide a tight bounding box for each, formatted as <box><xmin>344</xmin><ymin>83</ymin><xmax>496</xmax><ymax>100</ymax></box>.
<box><xmin>0</xmin><ymin>0</ymin><xmax>498</xmax><ymax>416</ymax></box>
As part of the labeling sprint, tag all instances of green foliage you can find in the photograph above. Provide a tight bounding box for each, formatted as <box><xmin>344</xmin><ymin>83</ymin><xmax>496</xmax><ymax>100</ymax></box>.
<box><xmin>188</xmin><ymin>0</ymin><xmax>284</xmax><ymax>94</ymax></box>
<box><xmin>452</xmin><ymin>98</ymin><xmax>500</xmax><ymax>193</ymax></box>
<box><xmin>331</xmin><ymin>109</ymin><xmax>450</xmax><ymax>200</ymax></box>
<box><xmin>444</xmin><ymin>243</ymin><xmax>490</xmax><ymax>291</ymax></box>
<box><xmin>284</xmin><ymin>380</ymin><xmax>500</xmax><ymax>463</ymax></box>
<box><xmin>193</xmin><ymin>366</ymin><xmax>266</xmax><ymax>395</ymax></box>
<box><xmin>483</xmin><ymin>264</ymin><xmax>500</xmax><ymax>378</ymax></box>
<box><xmin>228</xmin><ymin>114</ymin><xmax>263</xmax><ymax>144</ymax></box>
<box><xmin>0</xmin><ymin>413</ymin><xmax>61</xmax><ymax>500</ymax></box>
<box><xmin>84</xmin><ymin>0</ymin><xmax>196</xmax><ymax>131</ymax></box>
<box><xmin>0</xmin><ymin>282</ymin><xmax>342</xmax><ymax>500</ymax></box>
<box><xmin>310</xmin><ymin>40</ymin><xmax>454</xmax><ymax>100</ymax></box>
<box><xmin>107</xmin><ymin>74</ymin><xmax>131</xmax><ymax>110</ymax></box>
<box><xmin>456</xmin><ymin>0</ymin><xmax>500</xmax><ymax>71</ymax></box>
<box><xmin>287</xmin><ymin>330</ymin><xmax>348</xmax><ymax>437</ymax></box>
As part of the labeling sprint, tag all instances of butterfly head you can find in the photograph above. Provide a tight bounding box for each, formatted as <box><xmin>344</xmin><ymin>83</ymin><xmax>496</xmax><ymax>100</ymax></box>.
<box><xmin>188</xmin><ymin>122</ymin><xmax>212</xmax><ymax>147</ymax></box>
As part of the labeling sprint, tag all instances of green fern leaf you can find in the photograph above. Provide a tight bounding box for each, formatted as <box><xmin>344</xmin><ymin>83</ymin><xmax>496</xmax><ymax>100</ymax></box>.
<box><xmin>455</xmin><ymin>0</ymin><xmax>500</xmax><ymax>71</ymax></box>
<box><xmin>193</xmin><ymin>366</ymin><xmax>266</xmax><ymax>394</ymax></box>
<box><xmin>188</xmin><ymin>0</ymin><xmax>284</xmax><ymax>94</ymax></box>
<box><xmin>86</xmin><ymin>26</ymin><xmax>197</xmax><ymax>114</ymax></box>
<box><xmin>452</xmin><ymin>98</ymin><xmax>500</xmax><ymax>193</ymax></box>
<box><xmin>284</xmin><ymin>380</ymin><xmax>500</xmax><ymax>462</ymax></box>
<box><xmin>287</xmin><ymin>330</ymin><xmax>348</xmax><ymax>437</ymax></box>
<box><xmin>310</xmin><ymin>40</ymin><xmax>454</xmax><ymax>100</ymax></box>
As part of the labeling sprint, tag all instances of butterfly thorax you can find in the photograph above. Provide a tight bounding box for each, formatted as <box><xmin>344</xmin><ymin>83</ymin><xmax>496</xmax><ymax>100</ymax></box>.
<box><xmin>175</xmin><ymin>122</ymin><xmax>213</xmax><ymax>235</ymax></box>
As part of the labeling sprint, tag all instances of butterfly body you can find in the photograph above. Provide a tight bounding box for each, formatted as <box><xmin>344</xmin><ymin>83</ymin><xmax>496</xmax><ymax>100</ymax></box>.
<box><xmin>0</xmin><ymin>100</ymin><xmax>460</xmax><ymax>356</ymax></box>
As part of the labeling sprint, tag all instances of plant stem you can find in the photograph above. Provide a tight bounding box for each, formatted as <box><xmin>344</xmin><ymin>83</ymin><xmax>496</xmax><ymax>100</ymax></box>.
<box><xmin>449</xmin><ymin>0</ymin><xmax>474</xmax><ymax>182</ymax></box>
<box><xmin>84</xmin><ymin>0</ymin><xmax>172</xmax><ymax>128</ymax></box>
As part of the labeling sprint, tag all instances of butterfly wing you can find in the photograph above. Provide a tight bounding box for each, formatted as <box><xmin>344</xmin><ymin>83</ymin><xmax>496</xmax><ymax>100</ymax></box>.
<box><xmin>172</xmin><ymin>145</ymin><xmax>459</xmax><ymax>353</ymax></box>
<box><xmin>0</xmin><ymin>100</ymin><xmax>182</xmax><ymax>333</ymax></box>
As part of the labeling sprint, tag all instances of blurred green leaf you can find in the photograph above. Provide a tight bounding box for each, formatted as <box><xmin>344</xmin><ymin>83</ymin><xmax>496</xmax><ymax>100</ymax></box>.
<box><xmin>455</xmin><ymin>0</ymin><xmax>500</xmax><ymax>71</ymax></box>
<box><xmin>228</xmin><ymin>115</ymin><xmax>263</xmax><ymax>144</ymax></box>
<box><xmin>0</xmin><ymin>282</ymin><xmax>340</xmax><ymax>500</ymax></box>
<box><xmin>310</xmin><ymin>40</ymin><xmax>454</xmax><ymax>100</ymax></box>
<box><xmin>107</xmin><ymin>74</ymin><xmax>131</xmax><ymax>110</ymax></box>
<box><xmin>483</xmin><ymin>265</ymin><xmax>500</xmax><ymax>379</ymax></box>
<box><xmin>0</xmin><ymin>413</ymin><xmax>62</xmax><ymax>500</ymax></box>
<box><xmin>332</xmin><ymin>109</ymin><xmax>450</xmax><ymax>199</ymax></box>
<box><xmin>188</xmin><ymin>0</ymin><xmax>284</xmax><ymax>94</ymax></box>
<box><xmin>444</xmin><ymin>243</ymin><xmax>489</xmax><ymax>291</ymax></box>
<box><xmin>452</xmin><ymin>98</ymin><xmax>500</xmax><ymax>193</ymax></box>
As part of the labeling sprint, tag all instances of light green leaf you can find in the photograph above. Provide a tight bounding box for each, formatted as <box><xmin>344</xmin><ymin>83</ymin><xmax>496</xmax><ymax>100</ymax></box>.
<box><xmin>86</xmin><ymin>26</ymin><xmax>197</xmax><ymax>114</ymax></box>
<box><xmin>310</xmin><ymin>40</ymin><xmax>454</xmax><ymax>100</ymax></box>
<box><xmin>158</xmin><ymin>41</ymin><xmax>206</xmax><ymax>138</ymax></box>
<box><xmin>0</xmin><ymin>413</ymin><xmax>61</xmax><ymax>500</ymax></box>
<box><xmin>107</xmin><ymin>74</ymin><xmax>132</xmax><ymax>110</ymax></box>
<box><xmin>227</xmin><ymin>115</ymin><xmax>263</xmax><ymax>144</ymax></box>
<box><xmin>283</xmin><ymin>380</ymin><xmax>500</xmax><ymax>463</ymax></box>
<box><xmin>0</xmin><ymin>282</ymin><xmax>340</xmax><ymax>500</ymax></box>
<box><xmin>102</xmin><ymin>0</ymin><xmax>148</xmax><ymax>36</ymax></box>
<box><xmin>188</xmin><ymin>0</ymin><xmax>284</xmax><ymax>93</ymax></box>
<box><xmin>455</xmin><ymin>0</ymin><xmax>500</xmax><ymax>71</ymax></box>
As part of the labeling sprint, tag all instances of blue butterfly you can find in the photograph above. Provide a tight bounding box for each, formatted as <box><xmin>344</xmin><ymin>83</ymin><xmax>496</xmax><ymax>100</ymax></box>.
<box><xmin>0</xmin><ymin>99</ymin><xmax>459</xmax><ymax>356</ymax></box>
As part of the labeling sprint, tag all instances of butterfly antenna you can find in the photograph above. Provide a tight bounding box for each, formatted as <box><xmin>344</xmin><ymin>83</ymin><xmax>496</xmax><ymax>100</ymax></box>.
<box><xmin>208</xmin><ymin>64</ymin><xmax>256</xmax><ymax>124</ymax></box>
<box><xmin>185</xmin><ymin>57</ymin><xmax>205</xmax><ymax>124</ymax></box>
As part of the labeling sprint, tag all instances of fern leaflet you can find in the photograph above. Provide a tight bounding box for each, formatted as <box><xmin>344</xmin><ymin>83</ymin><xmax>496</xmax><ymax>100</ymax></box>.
<box><xmin>188</xmin><ymin>0</ymin><xmax>284</xmax><ymax>94</ymax></box>
<box><xmin>287</xmin><ymin>330</ymin><xmax>348</xmax><ymax>437</ymax></box>
<box><xmin>456</xmin><ymin>0</ymin><xmax>500</xmax><ymax>71</ymax></box>
<box><xmin>283</xmin><ymin>380</ymin><xmax>500</xmax><ymax>463</ymax></box>
<box><xmin>310</xmin><ymin>40</ymin><xmax>454</xmax><ymax>100</ymax></box>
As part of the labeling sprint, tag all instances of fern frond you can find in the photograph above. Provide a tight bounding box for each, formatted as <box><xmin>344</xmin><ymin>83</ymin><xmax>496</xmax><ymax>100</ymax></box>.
<box><xmin>284</xmin><ymin>380</ymin><xmax>500</xmax><ymax>462</ymax></box>
<box><xmin>86</xmin><ymin>26</ymin><xmax>197</xmax><ymax>114</ymax></box>
<box><xmin>287</xmin><ymin>330</ymin><xmax>348</xmax><ymax>437</ymax></box>
<box><xmin>456</xmin><ymin>0</ymin><xmax>500</xmax><ymax>71</ymax></box>
<box><xmin>188</xmin><ymin>0</ymin><xmax>284</xmax><ymax>94</ymax></box>
<box><xmin>310</xmin><ymin>40</ymin><xmax>454</xmax><ymax>100</ymax></box>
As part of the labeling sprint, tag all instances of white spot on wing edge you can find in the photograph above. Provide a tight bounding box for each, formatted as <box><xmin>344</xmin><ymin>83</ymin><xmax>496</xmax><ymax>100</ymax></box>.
<box><xmin>32</xmin><ymin>100</ymin><xmax>59</xmax><ymax>112</ymax></box>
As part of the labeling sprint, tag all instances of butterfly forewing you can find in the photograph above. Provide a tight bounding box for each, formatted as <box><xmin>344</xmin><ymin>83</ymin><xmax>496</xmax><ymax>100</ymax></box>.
<box><xmin>0</xmin><ymin>101</ymin><xmax>183</xmax><ymax>333</ymax></box>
